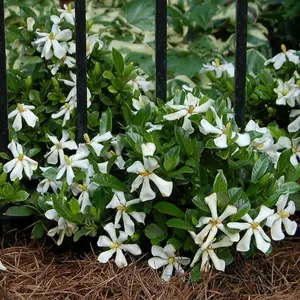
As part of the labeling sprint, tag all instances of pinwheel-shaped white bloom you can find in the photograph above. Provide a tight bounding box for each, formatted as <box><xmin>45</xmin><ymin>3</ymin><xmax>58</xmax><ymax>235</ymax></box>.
<box><xmin>37</xmin><ymin>167</ymin><xmax>62</xmax><ymax>194</ymax></box>
<box><xmin>45</xmin><ymin>130</ymin><xmax>78</xmax><ymax>165</ymax></box>
<box><xmin>110</xmin><ymin>137</ymin><xmax>126</xmax><ymax>169</ymax></box>
<box><xmin>32</xmin><ymin>24</ymin><xmax>72</xmax><ymax>59</ymax></box>
<box><xmin>148</xmin><ymin>244</ymin><xmax>190</xmax><ymax>281</ymax></box>
<box><xmin>194</xmin><ymin>193</ymin><xmax>239</xmax><ymax>249</ymax></box>
<box><xmin>228</xmin><ymin>205</ymin><xmax>274</xmax><ymax>253</ymax></box>
<box><xmin>58</xmin><ymin>4</ymin><xmax>75</xmax><ymax>25</ymax></box>
<box><xmin>45</xmin><ymin>209</ymin><xmax>78</xmax><ymax>246</ymax></box>
<box><xmin>201</xmin><ymin>59</ymin><xmax>234</xmax><ymax>78</ymax></box>
<box><xmin>49</xmin><ymin>55</ymin><xmax>76</xmax><ymax>75</ymax></box>
<box><xmin>288</xmin><ymin>109</ymin><xmax>300</xmax><ymax>133</ymax></box>
<box><xmin>190</xmin><ymin>236</ymin><xmax>233</xmax><ymax>272</ymax></box>
<box><xmin>266</xmin><ymin>195</ymin><xmax>297</xmax><ymax>241</ymax></box>
<box><xmin>132</xmin><ymin>95</ymin><xmax>156</xmax><ymax>114</ymax></box>
<box><xmin>84</xmin><ymin>132</ymin><xmax>113</xmax><ymax>156</ymax></box>
<box><xmin>127</xmin><ymin>143</ymin><xmax>173</xmax><ymax>202</ymax></box>
<box><xmin>97</xmin><ymin>223</ymin><xmax>142</xmax><ymax>268</ymax></box>
<box><xmin>128</xmin><ymin>75</ymin><xmax>154</xmax><ymax>93</ymax></box>
<box><xmin>106</xmin><ymin>190</ymin><xmax>146</xmax><ymax>236</ymax></box>
<box><xmin>276</xmin><ymin>136</ymin><xmax>300</xmax><ymax>166</ymax></box>
<box><xmin>164</xmin><ymin>93</ymin><xmax>213</xmax><ymax>134</ymax></box>
<box><xmin>200</xmin><ymin>108</ymin><xmax>250</xmax><ymax>149</ymax></box>
<box><xmin>8</xmin><ymin>103</ymin><xmax>38</xmax><ymax>132</ymax></box>
<box><xmin>145</xmin><ymin>122</ymin><xmax>163</xmax><ymax>133</ymax></box>
<box><xmin>60</xmin><ymin>71</ymin><xmax>91</xmax><ymax>106</ymax></box>
<box><xmin>274</xmin><ymin>78</ymin><xmax>296</xmax><ymax>107</ymax></box>
<box><xmin>27</xmin><ymin>17</ymin><xmax>35</xmax><ymax>31</ymax></box>
<box><xmin>0</xmin><ymin>261</ymin><xmax>7</xmax><ymax>271</ymax></box>
<box><xmin>56</xmin><ymin>144</ymin><xmax>90</xmax><ymax>185</ymax></box>
<box><xmin>3</xmin><ymin>140</ymin><xmax>38</xmax><ymax>181</ymax></box>
<box><xmin>51</xmin><ymin>98</ymin><xmax>76</xmax><ymax>126</ymax></box>
<box><xmin>264</xmin><ymin>45</ymin><xmax>299</xmax><ymax>70</ymax></box>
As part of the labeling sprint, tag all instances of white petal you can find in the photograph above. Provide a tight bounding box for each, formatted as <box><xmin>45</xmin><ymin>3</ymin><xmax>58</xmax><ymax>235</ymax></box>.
<box><xmin>163</xmin><ymin>109</ymin><xmax>187</xmax><ymax>121</ymax></box>
<box><xmin>98</xmin><ymin>249</ymin><xmax>116</xmax><ymax>264</ymax></box>
<box><xmin>149</xmin><ymin>173</ymin><xmax>173</xmax><ymax>197</ymax></box>
<box><xmin>140</xmin><ymin>176</ymin><xmax>156</xmax><ymax>201</ymax></box>
<box><xmin>227</xmin><ymin>222</ymin><xmax>251</xmax><ymax>231</ymax></box>
<box><xmin>193</xmin><ymin>99</ymin><xmax>213</xmax><ymax>113</ymax></box>
<box><xmin>218</xmin><ymin>224</ymin><xmax>239</xmax><ymax>242</ymax></box>
<box><xmin>66</xmin><ymin>165</ymin><xmax>75</xmax><ymax>185</ymax></box>
<box><xmin>0</xmin><ymin>261</ymin><xmax>7</xmax><ymax>271</ymax></box>
<box><xmin>161</xmin><ymin>264</ymin><xmax>174</xmax><ymax>281</ymax></box>
<box><xmin>104</xmin><ymin>223</ymin><xmax>118</xmax><ymax>242</ymax></box>
<box><xmin>276</xmin><ymin>194</ymin><xmax>289</xmax><ymax>211</ymax></box>
<box><xmin>115</xmin><ymin>248</ymin><xmax>127</xmax><ymax>268</ymax></box>
<box><xmin>22</xmin><ymin>110</ymin><xmax>38</xmax><ymax>128</ymax></box>
<box><xmin>235</xmin><ymin>133</ymin><xmax>250</xmax><ymax>147</ymax></box>
<box><xmin>56</xmin><ymin>29</ymin><xmax>72</xmax><ymax>41</ymax></box>
<box><xmin>129</xmin><ymin>211</ymin><xmax>146</xmax><ymax>224</ymax></box>
<box><xmin>254</xmin><ymin>205</ymin><xmax>274</xmax><ymax>223</ymax></box>
<box><xmin>127</xmin><ymin>161</ymin><xmax>145</xmax><ymax>174</ymax></box>
<box><xmin>12</xmin><ymin>113</ymin><xmax>22</xmax><ymax>131</ymax></box>
<box><xmin>10</xmin><ymin>161</ymin><xmax>23</xmax><ymax>181</ymax></box>
<box><xmin>208</xmin><ymin>250</ymin><xmax>225</xmax><ymax>271</ymax></box>
<box><xmin>97</xmin><ymin>235</ymin><xmax>114</xmax><ymax>247</ymax></box>
<box><xmin>276</xmin><ymin>137</ymin><xmax>292</xmax><ymax>150</ymax></box>
<box><xmin>200</xmin><ymin>119</ymin><xmax>223</xmax><ymax>135</ymax></box>
<box><xmin>131</xmin><ymin>175</ymin><xmax>144</xmax><ymax>193</ymax></box>
<box><xmin>201</xmin><ymin>226</ymin><xmax>218</xmax><ymax>250</ymax></box>
<box><xmin>163</xmin><ymin>244</ymin><xmax>176</xmax><ymax>257</ymax></box>
<box><xmin>45</xmin><ymin>209</ymin><xmax>58</xmax><ymax>220</ymax></box>
<box><xmin>52</xmin><ymin>39</ymin><xmax>67</xmax><ymax>59</ymax></box>
<box><xmin>120</xmin><ymin>243</ymin><xmax>141</xmax><ymax>255</ymax></box>
<box><xmin>218</xmin><ymin>205</ymin><xmax>237</xmax><ymax>222</ymax></box>
<box><xmin>214</xmin><ymin>134</ymin><xmax>228</xmax><ymax>149</ymax></box>
<box><xmin>270</xmin><ymin>218</ymin><xmax>284</xmax><ymax>241</ymax></box>
<box><xmin>282</xmin><ymin>218</ymin><xmax>297</xmax><ymax>236</ymax></box>
<box><xmin>3</xmin><ymin>158</ymin><xmax>18</xmax><ymax>173</ymax></box>
<box><xmin>148</xmin><ymin>257</ymin><xmax>168</xmax><ymax>269</ymax></box>
<box><xmin>122</xmin><ymin>212</ymin><xmax>135</xmax><ymax>236</ymax></box>
<box><xmin>253</xmin><ymin>230</ymin><xmax>271</xmax><ymax>253</ymax></box>
<box><xmin>211</xmin><ymin>236</ymin><xmax>233</xmax><ymax>249</ymax></box>
<box><xmin>266</xmin><ymin>213</ymin><xmax>280</xmax><ymax>227</ymax></box>
<box><xmin>285</xmin><ymin>201</ymin><xmax>296</xmax><ymax>215</ymax></box>
<box><xmin>182</xmin><ymin>115</ymin><xmax>194</xmax><ymax>134</ymax></box>
<box><xmin>204</xmin><ymin>193</ymin><xmax>218</xmax><ymax>219</ymax></box>
<box><xmin>200</xmin><ymin>251</ymin><xmax>210</xmax><ymax>272</ymax></box>
<box><xmin>141</xmin><ymin>142</ymin><xmax>156</xmax><ymax>157</ymax></box>
<box><xmin>191</xmin><ymin>248</ymin><xmax>202</xmax><ymax>267</ymax></box>
<box><xmin>236</xmin><ymin>228</ymin><xmax>253</xmax><ymax>252</ymax></box>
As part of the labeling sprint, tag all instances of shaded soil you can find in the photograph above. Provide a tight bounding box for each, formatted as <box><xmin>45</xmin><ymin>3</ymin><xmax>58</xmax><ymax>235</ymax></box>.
<box><xmin>0</xmin><ymin>237</ymin><xmax>299</xmax><ymax>300</ymax></box>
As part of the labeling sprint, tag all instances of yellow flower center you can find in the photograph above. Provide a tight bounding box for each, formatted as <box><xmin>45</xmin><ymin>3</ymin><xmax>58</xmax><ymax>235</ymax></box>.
<box><xmin>84</xmin><ymin>133</ymin><xmax>91</xmax><ymax>144</ymax></box>
<box><xmin>256</xmin><ymin>143</ymin><xmax>265</xmax><ymax>149</ymax></box>
<box><xmin>49</xmin><ymin>32</ymin><xmax>55</xmax><ymax>40</ymax></box>
<box><xmin>117</xmin><ymin>205</ymin><xmax>126</xmax><ymax>211</ymax></box>
<box><xmin>168</xmin><ymin>257</ymin><xmax>175</xmax><ymax>264</ymax></box>
<box><xmin>139</xmin><ymin>170</ymin><xmax>151</xmax><ymax>176</ymax></box>
<box><xmin>65</xmin><ymin>103</ymin><xmax>71</xmax><ymax>110</ymax></box>
<box><xmin>110</xmin><ymin>243</ymin><xmax>120</xmax><ymax>249</ymax></box>
<box><xmin>215</xmin><ymin>58</ymin><xmax>221</xmax><ymax>67</ymax></box>
<box><xmin>60</xmin><ymin>56</ymin><xmax>67</xmax><ymax>63</ymax></box>
<box><xmin>209</xmin><ymin>219</ymin><xmax>220</xmax><ymax>227</ymax></box>
<box><xmin>67</xmin><ymin>3</ymin><xmax>72</xmax><ymax>13</ymax></box>
<box><xmin>279</xmin><ymin>210</ymin><xmax>289</xmax><ymax>218</ymax></box>
<box><xmin>251</xmin><ymin>222</ymin><xmax>259</xmax><ymax>230</ymax></box>
<box><xmin>188</xmin><ymin>105</ymin><xmax>195</xmax><ymax>114</ymax></box>
<box><xmin>56</xmin><ymin>143</ymin><xmax>62</xmax><ymax>149</ymax></box>
<box><xmin>18</xmin><ymin>154</ymin><xmax>24</xmax><ymax>161</ymax></box>
<box><xmin>292</xmin><ymin>147</ymin><xmax>297</xmax><ymax>154</ymax></box>
<box><xmin>224</xmin><ymin>123</ymin><xmax>231</xmax><ymax>135</ymax></box>
<box><xmin>17</xmin><ymin>103</ymin><xmax>24</xmax><ymax>113</ymax></box>
<box><xmin>64</xmin><ymin>155</ymin><xmax>72</xmax><ymax>165</ymax></box>
<box><xmin>78</xmin><ymin>184</ymin><xmax>87</xmax><ymax>191</ymax></box>
<box><xmin>281</xmin><ymin>44</ymin><xmax>287</xmax><ymax>53</ymax></box>
<box><xmin>109</xmin><ymin>150</ymin><xmax>116</xmax><ymax>156</ymax></box>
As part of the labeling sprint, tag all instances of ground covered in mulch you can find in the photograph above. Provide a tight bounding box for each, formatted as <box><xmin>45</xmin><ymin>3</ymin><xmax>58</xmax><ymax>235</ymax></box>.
<box><xmin>0</xmin><ymin>237</ymin><xmax>299</xmax><ymax>300</ymax></box>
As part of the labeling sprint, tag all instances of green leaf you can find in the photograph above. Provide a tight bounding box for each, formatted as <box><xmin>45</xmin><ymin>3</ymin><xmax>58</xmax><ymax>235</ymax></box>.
<box><xmin>42</xmin><ymin>168</ymin><xmax>58</xmax><ymax>181</ymax></box>
<box><xmin>246</xmin><ymin>49</ymin><xmax>266</xmax><ymax>75</ymax></box>
<box><xmin>230</xmin><ymin>196</ymin><xmax>251</xmax><ymax>221</ymax></box>
<box><xmin>93</xmin><ymin>173</ymin><xmax>127</xmax><ymax>192</ymax></box>
<box><xmin>27</xmin><ymin>148</ymin><xmax>41</xmax><ymax>157</ymax></box>
<box><xmin>134</xmin><ymin>104</ymin><xmax>151</xmax><ymax>126</ymax></box>
<box><xmin>276</xmin><ymin>182</ymin><xmax>300</xmax><ymax>195</ymax></box>
<box><xmin>14</xmin><ymin>190</ymin><xmax>29</xmax><ymax>201</ymax></box>
<box><xmin>213</xmin><ymin>170</ymin><xmax>228</xmax><ymax>192</ymax></box>
<box><xmin>145</xmin><ymin>223</ymin><xmax>167</xmax><ymax>244</ymax></box>
<box><xmin>69</xmin><ymin>198</ymin><xmax>81</xmax><ymax>214</ymax></box>
<box><xmin>228</xmin><ymin>187</ymin><xmax>243</xmax><ymax>204</ymax></box>
<box><xmin>0</xmin><ymin>152</ymin><xmax>11</xmax><ymax>160</ymax></box>
<box><xmin>192</xmin><ymin>195</ymin><xmax>210</xmax><ymax>212</ymax></box>
<box><xmin>99</xmin><ymin>108</ymin><xmax>112</xmax><ymax>134</ymax></box>
<box><xmin>32</xmin><ymin>222</ymin><xmax>45</xmax><ymax>239</ymax></box>
<box><xmin>251</xmin><ymin>156</ymin><xmax>270</xmax><ymax>182</ymax></box>
<box><xmin>112</xmin><ymin>48</ymin><xmax>124</xmax><ymax>74</ymax></box>
<box><xmin>175</xmin><ymin>126</ymin><xmax>194</xmax><ymax>155</ymax></box>
<box><xmin>167</xmin><ymin>237</ymin><xmax>183</xmax><ymax>250</ymax></box>
<box><xmin>4</xmin><ymin>206</ymin><xmax>35</xmax><ymax>216</ymax></box>
<box><xmin>166</xmin><ymin>218</ymin><xmax>194</xmax><ymax>231</ymax></box>
<box><xmin>74</xmin><ymin>227</ymin><xmax>89</xmax><ymax>242</ymax></box>
<box><xmin>88</xmin><ymin>111</ymin><xmax>99</xmax><ymax>128</ymax></box>
<box><xmin>163</xmin><ymin>146</ymin><xmax>180</xmax><ymax>172</ymax></box>
<box><xmin>122</xmin><ymin>102</ymin><xmax>134</xmax><ymax>125</ymax></box>
<box><xmin>190</xmin><ymin>263</ymin><xmax>201</xmax><ymax>282</ymax></box>
<box><xmin>154</xmin><ymin>202</ymin><xmax>185</xmax><ymax>218</ymax></box>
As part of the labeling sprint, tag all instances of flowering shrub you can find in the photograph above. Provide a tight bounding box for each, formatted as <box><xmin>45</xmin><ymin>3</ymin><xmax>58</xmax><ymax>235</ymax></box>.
<box><xmin>0</xmin><ymin>4</ymin><xmax>299</xmax><ymax>281</ymax></box>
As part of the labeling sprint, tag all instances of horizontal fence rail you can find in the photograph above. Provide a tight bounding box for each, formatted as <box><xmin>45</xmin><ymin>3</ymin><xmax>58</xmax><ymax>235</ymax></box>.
<box><xmin>0</xmin><ymin>0</ymin><xmax>249</xmax><ymax>152</ymax></box>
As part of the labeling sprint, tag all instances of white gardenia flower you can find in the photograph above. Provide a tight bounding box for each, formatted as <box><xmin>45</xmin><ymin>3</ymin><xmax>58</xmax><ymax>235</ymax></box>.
<box><xmin>49</xmin><ymin>55</ymin><xmax>76</xmax><ymax>75</ymax></box>
<box><xmin>288</xmin><ymin>109</ymin><xmax>300</xmax><ymax>133</ymax></box>
<box><xmin>201</xmin><ymin>59</ymin><xmax>234</xmax><ymax>78</ymax></box>
<box><xmin>45</xmin><ymin>130</ymin><xmax>78</xmax><ymax>165</ymax></box>
<box><xmin>266</xmin><ymin>195</ymin><xmax>297</xmax><ymax>241</ymax></box>
<box><xmin>127</xmin><ymin>143</ymin><xmax>173</xmax><ymax>202</ymax></box>
<box><xmin>51</xmin><ymin>98</ymin><xmax>76</xmax><ymax>126</ymax></box>
<box><xmin>56</xmin><ymin>144</ymin><xmax>90</xmax><ymax>185</ymax></box>
<box><xmin>145</xmin><ymin>122</ymin><xmax>163</xmax><ymax>133</ymax></box>
<box><xmin>276</xmin><ymin>136</ymin><xmax>300</xmax><ymax>166</ymax></box>
<box><xmin>27</xmin><ymin>17</ymin><xmax>35</xmax><ymax>31</ymax></box>
<box><xmin>0</xmin><ymin>261</ymin><xmax>7</xmax><ymax>271</ymax></box>
<box><xmin>148</xmin><ymin>244</ymin><xmax>190</xmax><ymax>281</ymax></box>
<box><xmin>200</xmin><ymin>108</ymin><xmax>250</xmax><ymax>149</ymax></box>
<box><xmin>128</xmin><ymin>75</ymin><xmax>154</xmax><ymax>93</ymax></box>
<box><xmin>8</xmin><ymin>103</ymin><xmax>38</xmax><ymax>132</ymax></box>
<box><xmin>190</xmin><ymin>236</ymin><xmax>233</xmax><ymax>272</ymax></box>
<box><xmin>45</xmin><ymin>208</ymin><xmax>78</xmax><ymax>246</ymax></box>
<box><xmin>164</xmin><ymin>93</ymin><xmax>213</xmax><ymax>134</ymax></box>
<box><xmin>3</xmin><ymin>140</ymin><xmax>38</xmax><ymax>181</ymax></box>
<box><xmin>32</xmin><ymin>24</ymin><xmax>72</xmax><ymax>59</ymax></box>
<box><xmin>71</xmin><ymin>177</ymin><xmax>93</xmax><ymax>213</ymax></box>
<box><xmin>193</xmin><ymin>193</ymin><xmax>239</xmax><ymax>249</ymax></box>
<box><xmin>37</xmin><ymin>167</ymin><xmax>62</xmax><ymax>194</ymax></box>
<box><xmin>84</xmin><ymin>132</ymin><xmax>113</xmax><ymax>156</ymax></box>
<box><xmin>132</xmin><ymin>95</ymin><xmax>156</xmax><ymax>114</ymax></box>
<box><xmin>264</xmin><ymin>44</ymin><xmax>299</xmax><ymax>70</ymax></box>
<box><xmin>274</xmin><ymin>78</ymin><xmax>296</xmax><ymax>107</ymax></box>
<box><xmin>58</xmin><ymin>4</ymin><xmax>75</xmax><ymax>25</ymax></box>
<box><xmin>106</xmin><ymin>190</ymin><xmax>146</xmax><ymax>236</ymax></box>
<box><xmin>59</xmin><ymin>71</ymin><xmax>91</xmax><ymax>106</ymax></box>
<box><xmin>97</xmin><ymin>222</ymin><xmax>142</xmax><ymax>268</ymax></box>
<box><xmin>227</xmin><ymin>205</ymin><xmax>274</xmax><ymax>253</ymax></box>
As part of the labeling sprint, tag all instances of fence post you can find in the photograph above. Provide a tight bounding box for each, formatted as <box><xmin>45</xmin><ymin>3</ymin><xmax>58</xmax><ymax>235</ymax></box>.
<box><xmin>75</xmin><ymin>0</ymin><xmax>87</xmax><ymax>143</ymax></box>
<box><xmin>234</xmin><ymin>0</ymin><xmax>248</xmax><ymax>130</ymax></box>
<box><xmin>0</xmin><ymin>0</ymin><xmax>8</xmax><ymax>154</ymax></box>
<box><xmin>155</xmin><ymin>0</ymin><xmax>167</xmax><ymax>102</ymax></box>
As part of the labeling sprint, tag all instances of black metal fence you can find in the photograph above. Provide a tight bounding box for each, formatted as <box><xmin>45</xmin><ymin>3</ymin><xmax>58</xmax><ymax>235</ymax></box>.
<box><xmin>0</xmin><ymin>0</ymin><xmax>248</xmax><ymax>152</ymax></box>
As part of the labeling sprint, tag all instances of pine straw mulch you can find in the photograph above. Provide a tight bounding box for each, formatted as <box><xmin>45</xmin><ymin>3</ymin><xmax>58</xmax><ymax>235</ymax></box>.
<box><xmin>0</xmin><ymin>238</ymin><xmax>300</xmax><ymax>300</ymax></box>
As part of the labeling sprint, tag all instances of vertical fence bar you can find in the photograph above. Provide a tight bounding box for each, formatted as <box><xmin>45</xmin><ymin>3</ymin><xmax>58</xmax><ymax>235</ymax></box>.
<box><xmin>75</xmin><ymin>0</ymin><xmax>87</xmax><ymax>143</ymax></box>
<box><xmin>234</xmin><ymin>0</ymin><xmax>248</xmax><ymax>130</ymax></box>
<box><xmin>0</xmin><ymin>0</ymin><xmax>8</xmax><ymax>154</ymax></box>
<box><xmin>155</xmin><ymin>0</ymin><xmax>167</xmax><ymax>102</ymax></box>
